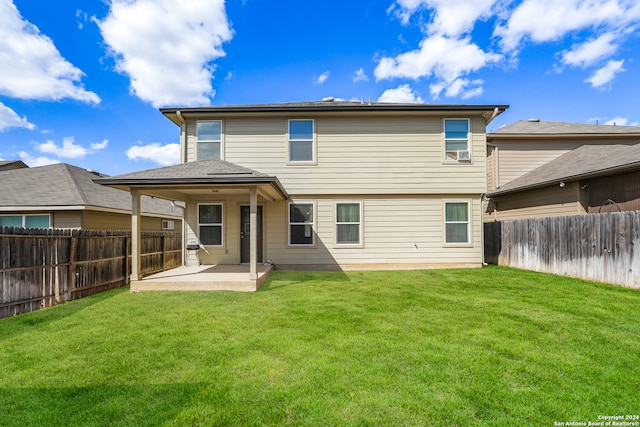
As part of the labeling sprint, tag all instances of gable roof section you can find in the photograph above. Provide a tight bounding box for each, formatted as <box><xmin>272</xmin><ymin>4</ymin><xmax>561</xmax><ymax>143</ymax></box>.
<box><xmin>161</xmin><ymin>100</ymin><xmax>509</xmax><ymax>126</ymax></box>
<box><xmin>490</xmin><ymin>120</ymin><xmax>640</xmax><ymax>139</ymax></box>
<box><xmin>0</xmin><ymin>160</ymin><xmax>28</xmax><ymax>171</ymax></box>
<box><xmin>487</xmin><ymin>143</ymin><xmax>640</xmax><ymax>197</ymax></box>
<box><xmin>96</xmin><ymin>157</ymin><xmax>289</xmax><ymax>199</ymax></box>
<box><xmin>0</xmin><ymin>163</ymin><xmax>179</xmax><ymax>217</ymax></box>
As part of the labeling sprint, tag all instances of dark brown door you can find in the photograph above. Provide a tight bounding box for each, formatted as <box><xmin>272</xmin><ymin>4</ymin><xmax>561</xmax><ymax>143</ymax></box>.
<box><xmin>240</xmin><ymin>206</ymin><xmax>263</xmax><ymax>263</ymax></box>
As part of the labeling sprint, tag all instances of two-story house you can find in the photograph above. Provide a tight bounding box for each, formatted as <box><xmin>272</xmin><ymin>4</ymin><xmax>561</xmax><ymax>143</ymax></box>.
<box><xmin>98</xmin><ymin>100</ymin><xmax>507</xmax><ymax>291</ymax></box>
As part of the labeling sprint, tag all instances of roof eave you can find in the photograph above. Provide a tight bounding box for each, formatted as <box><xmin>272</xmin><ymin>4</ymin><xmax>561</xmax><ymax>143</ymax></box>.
<box><xmin>487</xmin><ymin>162</ymin><xmax>640</xmax><ymax>197</ymax></box>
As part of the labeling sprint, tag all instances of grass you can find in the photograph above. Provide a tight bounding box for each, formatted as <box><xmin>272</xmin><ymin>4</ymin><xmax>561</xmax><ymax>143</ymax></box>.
<box><xmin>1</xmin><ymin>266</ymin><xmax>639</xmax><ymax>426</ymax></box>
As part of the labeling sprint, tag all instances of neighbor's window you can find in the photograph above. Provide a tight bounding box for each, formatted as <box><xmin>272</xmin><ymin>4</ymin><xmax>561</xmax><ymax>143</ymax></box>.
<box><xmin>0</xmin><ymin>214</ymin><xmax>50</xmax><ymax>228</ymax></box>
<box><xmin>288</xmin><ymin>119</ymin><xmax>314</xmax><ymax>162</ymax></box>
<box><xmin>198</xmin><ymin>204</ymin><xmax>223</xmax><ymax>246</ymax></box>
<box><xmin>444</xmin><ymin>202</ymin><xmax>470</xmax><ymax>244</ymax></box>
<box><xmin>197</xmin><ymin>120</ymin><xmax>222</xmax><ymax>160</ymax></box>
<box><xmin>161</xmin><ymin>219</ymin><xmax>175</xmax><ymax>230</ymax></box>
<box><xmin>444</xmin><ymin>119</ymin><xmax>470</xmax><ymax>161</ymax></box>
<box><xmin>289</xmin><ymin>202</ymin><xmax>314</xmax><ymax>246</ymax></box>
<box><xmin>336</xmin><ymin>202</ymin><xmax>362</xmax><ymax>245</ymax></box>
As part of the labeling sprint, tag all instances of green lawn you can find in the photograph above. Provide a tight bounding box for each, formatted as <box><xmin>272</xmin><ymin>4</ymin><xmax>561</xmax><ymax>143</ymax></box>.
<box><xmin>1</xmin><ymin>266</ymin><xmax>639</xmax><ymax>426</ymax></box>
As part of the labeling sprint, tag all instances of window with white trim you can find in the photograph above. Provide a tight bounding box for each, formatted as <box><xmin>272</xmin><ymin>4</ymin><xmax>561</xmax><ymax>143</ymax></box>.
<box><xmin>289</xmin><ymin>202</ymin><xmax>314</xmax><ymax>246</ymax></box>
<box><xmin>161</xmin><ymin>219</ymin><xmax>175</xmax><ymax>230</ymax></box>
<box><xmin>288</xmin><ymin>119</ymin><xmax>315</xmax><ymax>163</ymax></box>
<box><xmin>444</xmin><ymin>119</ymin><xmax>470</xmax><ymax>162</ymax></box>
<box><xmin>336</xmin><ymin>202</ymin><xmax>361</xmax><ymax>245</ymax></box>
<box><xmin>0</xmin><ymin>214</ymin><xmax>50</xmax><ymax>228</ymax></box>
<box><xmin>444</xmin><ymin>202</ymin><xmax>470</xmax><ymax>244</ymax></box>
<box><xmin>197</xmin><ymin>120</ymin><xmax>222</xmax><ymax>160</ymax></box>
<box><xmin>198</xmin><ymin>203</ymin><xmax>223</xmax><ymax>246</ymax></box>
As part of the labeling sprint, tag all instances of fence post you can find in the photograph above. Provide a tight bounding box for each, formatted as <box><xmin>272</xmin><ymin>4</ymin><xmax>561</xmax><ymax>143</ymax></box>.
<box><xmin>65</xmin><ymin>234</ymin><xmax>77</xmax><ymax>302</ymax></box>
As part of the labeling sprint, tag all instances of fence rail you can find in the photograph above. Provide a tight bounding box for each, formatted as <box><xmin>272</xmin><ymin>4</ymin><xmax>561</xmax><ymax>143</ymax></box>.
<box><xmin>484</xmin><ymin>211</ymin><xmax>640</xmax><ymax>288</ymax></box>
<box><xmin>1</xmin><ymin>227</ymin><xmax>182</xmax><ymax>318</ymax></box>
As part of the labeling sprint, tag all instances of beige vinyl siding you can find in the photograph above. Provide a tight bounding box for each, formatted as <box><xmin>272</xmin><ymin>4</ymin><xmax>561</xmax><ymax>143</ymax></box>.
<box><xmin>184</xmin><ymin>115</ymin><xmax>488</xmax><ymax>195</ymax></box>
<box><xmin>53</xmin><ymin>211</ymin><xmax>81</xmax><ymax>229</ymax></box>
<box><xmin>490</xmin><ymin>181</ymin><xmax>586</xmax><ymax>221</ymax></box>
<box><xmin>492</xmin><ymin>139</ymin><xmax>640</xmax><ymax>188</ymax></box>
<box><xmin>82</xmin><ymin>210</ymin><xmax>175</xmax><ymax>232</ymax></box>
<box><xmin>183</xmin><ymin>195</ymin><xmax>483</xmax><ymax>268</ymax></box>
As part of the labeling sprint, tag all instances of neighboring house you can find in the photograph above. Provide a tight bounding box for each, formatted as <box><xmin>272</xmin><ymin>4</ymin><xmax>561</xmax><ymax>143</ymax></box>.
<box><xmin>0</xmin><ymin>162</ymin><xmax>182</xmax><ymax>231</ymax></box>
<box><xmin>485</xmin><ymin>120</ymin><xmax>640</xmax><ymax>221</ymax></box>
<box><xmin>0</xmin><ymin>160</ymin><xmax>28</xmax><ymax>171</ymax></box>
<box><xmin>98</xmin><ymin>100</ymin><xmax>508</xmax><ymax>284</ymax></box>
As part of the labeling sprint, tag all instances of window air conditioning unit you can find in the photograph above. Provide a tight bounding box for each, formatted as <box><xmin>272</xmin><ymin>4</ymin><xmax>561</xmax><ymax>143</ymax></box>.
<box><xmin>457</xmin><ymin>150</ymin><xmax>470</xmax><ymax>161</ymax></box>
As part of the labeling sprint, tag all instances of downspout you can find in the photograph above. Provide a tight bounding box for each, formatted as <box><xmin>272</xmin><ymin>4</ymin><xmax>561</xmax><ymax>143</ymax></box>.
<box><xmin>176</xmin><ymin>110</ymin><xmax>187</xmax><ymax>265</ymax></box>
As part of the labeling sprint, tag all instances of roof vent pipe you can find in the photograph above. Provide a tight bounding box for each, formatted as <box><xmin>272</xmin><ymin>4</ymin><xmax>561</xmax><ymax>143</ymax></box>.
<box><xmin>528</xmin><ymin>118</ymin><xmax>540</xmax><ymax>122</ymax></box>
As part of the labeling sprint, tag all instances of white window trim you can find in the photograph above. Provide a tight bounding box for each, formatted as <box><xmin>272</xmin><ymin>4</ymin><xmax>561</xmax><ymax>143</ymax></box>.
<box><xmin>287</xmin><ymin>119</ymin><xmax>317</xmax><ymax>165</ymax></box>
<box><xmin>443</xmin><ymin>200</ymin><xmax>472</xmax><ymax>247</ymax></box>
<box><xmin>443</xmin><ymin>118</ymin><xmax>471</xmax><ymax>163</ymax></box>
<box><xmin>335</xmin><ymin>201</ymin><xmax>363</xmax><ymax>248</ymax></box>
<box><xmin>0</xmin><ymin>214</ymin><xmax>51</xmax><ymax>228</ymax></box>
<box><xmin>197</xmin><ymin>202</ymin><xmax>224</xmax><ymax>247</ymax></box>
<box><xmin>288</xmin><ymin>201</ymin><xmax>316</xmax><ymax>247</ymax></box>
<box><xmin>196</xmin><ymin>120</ymin><xmax>224</xmax><ymax>160</ymax></box>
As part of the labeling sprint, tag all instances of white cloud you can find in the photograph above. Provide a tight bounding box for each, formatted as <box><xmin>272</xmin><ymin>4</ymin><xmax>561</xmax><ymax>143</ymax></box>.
<box><xmin>37</xmin><ymin>137</ymin><xmax>90</xmax><ymax>158</ymax></box>
<box><xmin>0</xmin><ymin>0</ymin><xmax>99</xmax><ymax>103</ymax></box>
<box><xmin>560</xmin><ymin>32</ymin><xmax>619</xmax><ymax>68</ymax></box>
<box><xmin>90</xmin><ymin>139</ymin><xmax>109</xmax><ymax>150</ymax></box>
<box><xmin>0</xmin><ymin>102</ymin><xmax>35</xmax><ymax>132</ymax></box>
<box><xmin>378</xmin><ymin>84</ymin><xmax>424</xmax><ymax>103</ymax></box>
<box><xmin>125</xmin><ymin>142</ymin><xmax>180</xmax><ymax>166</ymax></box>
<box><xmin>431</xmin><ymin>78</ymin><xmax>484</xmax><ymax>99</ymax></box>
<box><xmin>375</xmin><ymin>35</ymin><xmax>501</xmax><ymax>84</ymax></box>
<box><xmin>495</xmin><ymin>0</ymin><xmax>638</xmax><ymax>52</ymax></box>
<box><xmin>97</xmin><ymin>0</ymin><xmax>233</xmax><ymax>108</ymax></box>
<box><xmin>585</xmin><ymin>59</ymin><xmax>625</xmax><ymax>88</ymax></box>
<box><xmin>353</xmin><ymin>68</ymin><xmax>369</xmax><ymax>82</ymax></box>
<box><xmin>603</xmin><ymin>117</ymin><xmax>640</xmax><ymax>126</ymax></box>
<box><xmin>391</xmin><ymin>0</ymin><xmax>497</xmax><ymax>37</ymax></box>
<box><xmin>35</xmin><ymin>136</ymin><xmax>108</xmax><ymax>159</ymax></box>
<box><xmin>315</xmin><ymin>71</ymin><xmax>330</xmax><ymax>85</ymax></box>
<box><xmin>18</xmin><ymin>151</ymin><xmax>60</xmax><ymax>167</ymax></box>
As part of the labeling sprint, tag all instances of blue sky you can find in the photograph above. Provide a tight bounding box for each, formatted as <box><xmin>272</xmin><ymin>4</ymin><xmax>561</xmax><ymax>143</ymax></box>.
<box><xmin>1</xmin><ymin>0</ymin><xmax>639</xmax><ymax>175</ymax></box>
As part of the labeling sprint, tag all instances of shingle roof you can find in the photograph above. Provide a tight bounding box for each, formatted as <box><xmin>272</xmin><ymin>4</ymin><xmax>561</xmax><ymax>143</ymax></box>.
<box><xmin>0</xmin><ymin>163</ymin><xmax>180</xmax><ymax>217</ymax></box>
<box><xmin>491</xmin><ymin>120</ymin><xmax>640</xmax><ymax>136</ymax></box>
<box><xmin>95</xmin><ymin>158</ymin><xmax>289</xmax><ymax>199</ymax></box>
<box><xmin>487</xmin><ymin>143</ymin><xmax>640</xmax><ymax>196</ymax></box>
<box><xmin>160</xmin><ymin>100</ymin><xmax>509</xmax><ymax>126</ymax></box>
<box><xmin>0</xmin><ymin>160</ymin><xmax>28</xmax><ymax>171</ymax></box>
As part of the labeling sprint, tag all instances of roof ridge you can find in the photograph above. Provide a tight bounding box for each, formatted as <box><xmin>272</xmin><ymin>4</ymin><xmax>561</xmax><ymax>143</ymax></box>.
<box><xmin>61</xmin><ymin>163</ymin><xmax>93</xmax><ymax>205</ymax></box>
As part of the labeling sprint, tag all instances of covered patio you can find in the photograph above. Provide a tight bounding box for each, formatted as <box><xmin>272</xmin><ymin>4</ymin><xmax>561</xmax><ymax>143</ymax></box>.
<box><xmin>130</xmin><ymin>264</ymin><xmax>274</xmax><ymax>292</ymax></box>
<box><xmin>96</xmin><ymin>158</ymin><xmax>288</xmax><ymax>292</ymax></box>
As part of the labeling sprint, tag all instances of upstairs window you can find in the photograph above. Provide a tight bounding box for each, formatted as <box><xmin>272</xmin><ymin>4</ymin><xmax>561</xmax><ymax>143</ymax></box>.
<box><xmin>198</xmin><ymin>203</ymin><xmax>223</xmax><ymax>246</ymax></box>
<box><xmin>288</xmin><ymin>119</ymin><xmax>315</xmax><ymax>163</ymax></box>
<box><xmin>197</xmin><ymin>120</ymin><xmax>222</xmax><ymax>160</ymax></box>
<box><xmin>289</xmin><ymin>202</ymin><xmax>314</xmax><ymax>246</ymax></box>
<box><xmin>444</xmin><ymin>119</ymin><xmax>470</xmax><ymax>162</ymax></box>
<box><xmin>444</xmin><ymin>202</ymin><xmax>470</xmax><ymax>244</ymax></box>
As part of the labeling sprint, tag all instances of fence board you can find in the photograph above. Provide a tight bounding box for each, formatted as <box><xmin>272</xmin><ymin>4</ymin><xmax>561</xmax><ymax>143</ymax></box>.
<box><xmin>0</xmin><ymin>228</ymin><xmax>182</xmax><ymax>318</ymax></box>
<box><xmin>484</xmin><ymin>211</ymin><xmax>640</xmax><ymax>288</ymax></box>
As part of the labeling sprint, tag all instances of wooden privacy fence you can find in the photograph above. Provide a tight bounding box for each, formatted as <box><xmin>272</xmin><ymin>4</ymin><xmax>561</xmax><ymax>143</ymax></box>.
<box><xmin>1</xmin><ymin>227</ymin><xmax>182</xmax><ymax>318</ymax></box>
<box><xmin>484</xmin><ymin>211</ymin><xmax>640</xmax><ymax>288</ymax></box>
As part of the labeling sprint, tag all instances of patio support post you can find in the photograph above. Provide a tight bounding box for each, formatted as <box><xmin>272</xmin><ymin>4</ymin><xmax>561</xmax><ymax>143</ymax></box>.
<box><xmin>130</xmin><ymin>189</ymin><xmax>142</xmax><ymax>282</ymax></box>
<box><xmin>249</xmin><ymin>186</ymin><xmax>258</xmax><ymax>280</ymax></box>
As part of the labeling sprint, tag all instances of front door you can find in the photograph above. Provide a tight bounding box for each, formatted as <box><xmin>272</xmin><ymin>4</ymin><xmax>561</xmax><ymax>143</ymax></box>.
<box><xmin>240</xmin><ymin>206</ymin><xmax>263</xmax><ymax>263</ymax></box>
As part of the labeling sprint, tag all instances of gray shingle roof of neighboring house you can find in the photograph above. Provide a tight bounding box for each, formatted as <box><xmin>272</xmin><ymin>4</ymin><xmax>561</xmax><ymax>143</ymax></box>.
<box><xmin>491</xmin><ymin>120</ymin><xmax>640</xmax><ymax>136</ymax></box>
<box><xmin>0</xmin><ymin>163</ymin><xmax>181</xmax><ymax>217</ymax></box>
<box><xmin>96</xmin><ymin>157</ymin><xmax>289</xmax><ymax>199</ymax></box>
<box><xmin>0</xmin><ymin>160</ymin><xmax>28</xmax><ymax>171</ymax></box>
<box><xmin>487</xmin><ymin>143</ymin><xmax>640</xmax><ymax>196</ymax></box>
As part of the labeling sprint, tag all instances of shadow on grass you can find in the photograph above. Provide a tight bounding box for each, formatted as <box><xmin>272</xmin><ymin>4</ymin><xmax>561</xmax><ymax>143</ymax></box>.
<box><xmin>260</xmin><ymin>269</ymin><xmax>351</xmax><ymax>292</ymax></box>
<box><xmin>0</xmin><ymin>286</ymin><xmax>130</xmax><ymax>341</ymax></box>
<box><xmin>0</xmin><ymin>382</ymin><xmax>210</xmax><ymax>427</ymax></box>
